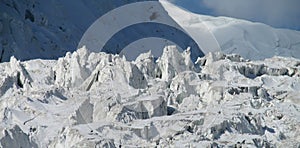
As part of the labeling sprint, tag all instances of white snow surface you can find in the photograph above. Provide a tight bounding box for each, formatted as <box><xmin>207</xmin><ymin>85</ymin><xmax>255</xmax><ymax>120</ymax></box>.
<box><xmin>0</xmin><ymin>46</ymin><xmax>299</xmax><ymax>147</ymax></box>
<box><xmin>160</xmin><ymin>1</ymin><xmax>300</xmax><ymax>60</ymax></box>
<box><xmin>1</xmin><ymin>0</ymin><xmax>300</xmax><ymax>62</ymax></box>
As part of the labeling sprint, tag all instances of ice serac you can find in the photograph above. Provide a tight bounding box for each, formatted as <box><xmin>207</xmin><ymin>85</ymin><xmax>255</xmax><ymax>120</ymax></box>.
<box><xmin>0</xmin><ymin>46</ymin><xmax>299</xmax><ymax>147</ymax></box>
<box><xmin>157</xmin><ymin>46</ymin><xmax>194</xmax><ymax>81</ymax></box>
<box><xmin>0</xmin><ymin>0</ymin><xmax>300</xmax><ymax>147</ymax></box>
<box><xmin>80</xmin><ymin>54</ymin><xmax>148</xmax><ymax>90</ymax></box>
<box><xmin>70</xmin><ymin>99</ymin><xmax>94</xmax><ymax>125</ymax></box>
<box><xmin>117</xmin><ymin>95</ymin><xmax>167</xmax><ymax>123</ymax></box>
<box><xmin>53</xmin><ymin>47</ymin><xmax>148</xmax><ymax>90</ymax></box>
<box><xmin>54</xmin><ymin>47</ymin><xmax>91</xmax><ymax>88</ymax></box>
<box><xmin>170</xmin><ymin>71</ymin><xmax>201</xmax><ymax>105</ymax></box>
<box><xmin>134</xmin><ymin>51</ymin><xmax>157</xmax><ymax>78</ymax></box>
<box><xmin>0</xmin><ymin>125</ymin><xmax>38</xmax><ymax>148</ymax></box>
<box><xmin>0</xmin><ymin>56</ymin><xmax>33</xmax><ymax>97</ymax></box>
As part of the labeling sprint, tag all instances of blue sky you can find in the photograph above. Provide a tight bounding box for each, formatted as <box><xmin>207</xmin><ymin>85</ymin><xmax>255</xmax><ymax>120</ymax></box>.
<box><xmin>169</xmin><ymin>0</ymin><xmax>300</xmax><ymax>31</ymax></box>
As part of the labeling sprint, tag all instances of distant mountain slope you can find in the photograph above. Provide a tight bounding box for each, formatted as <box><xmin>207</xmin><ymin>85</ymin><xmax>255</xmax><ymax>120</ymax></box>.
<box><xmin>161</xmin><ymin>1</ymin><xmax>300</xmax><ymax>60</ymax></box>
<box><xmin>0</xmin><ymin>0</ymin><xmax>299</xmax><ymax>62</ymax></box>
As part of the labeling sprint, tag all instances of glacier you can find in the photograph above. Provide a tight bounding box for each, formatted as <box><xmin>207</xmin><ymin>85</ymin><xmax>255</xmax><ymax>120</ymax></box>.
<box><xmin>0</xmin><ymin>46</ymin><xmax>299</xmax><ymax>147</ymax></box>
<box><xmin>0</xmin><ymin>0</ymin><xmax>300</xmax><ymax>147</ymax></box>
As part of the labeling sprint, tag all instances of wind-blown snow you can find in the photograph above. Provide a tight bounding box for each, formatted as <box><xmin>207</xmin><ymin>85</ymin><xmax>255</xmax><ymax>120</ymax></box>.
<box><xmin>0</xmin><ymin>46</ymin><xmax>299</xmax><ymax>147</ymax></box>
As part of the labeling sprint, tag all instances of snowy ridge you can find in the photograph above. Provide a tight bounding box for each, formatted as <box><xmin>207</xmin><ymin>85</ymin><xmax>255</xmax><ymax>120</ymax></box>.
<box><xmin>1</xmin><ymin>0</ymin><xmax>300</xmax><ymax>62</ymax></box>
<box><xmin>161</xmin><ymin>1</ymin><xmax>300</xmax><ymax>60</ymax></box>
<box><xmin>0</xmin><ymin>46</ymin><xmax>299</xmax><ymax>147</ymax></box>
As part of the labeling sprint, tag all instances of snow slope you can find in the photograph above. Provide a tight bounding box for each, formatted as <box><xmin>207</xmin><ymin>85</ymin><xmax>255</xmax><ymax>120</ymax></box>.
<box><xmin>0</xmin><ymin>46</ymin><xmax>299</xmax><ymax>147</ymax></box>
<box><xmin>161</xmin><ymin>1</ymin><xmax>300</xmax><ymax>60</ymax></box>
<box><xmin>1</xmin><ymin>0</ymin><xmax>300</xmax><ymax>62</ymax></box>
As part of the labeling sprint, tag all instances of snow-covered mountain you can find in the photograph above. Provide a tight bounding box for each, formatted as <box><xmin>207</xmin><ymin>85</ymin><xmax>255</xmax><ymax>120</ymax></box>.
<box><xmin>1</xmin><ymin>0</ymin><xmax>300</xmax><ymax>62</ymax></box>
<box><xmin>0</xmin><ymin>0</ymin><xmax>300</xmax><ymax>147</ymax></box>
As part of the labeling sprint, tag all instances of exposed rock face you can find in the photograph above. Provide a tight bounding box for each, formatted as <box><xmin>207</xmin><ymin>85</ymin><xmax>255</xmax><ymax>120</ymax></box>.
<box><xmin>0</xmin><ymin>46</ymin><xmax>299</xmax><ymax>147</ymax></box>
